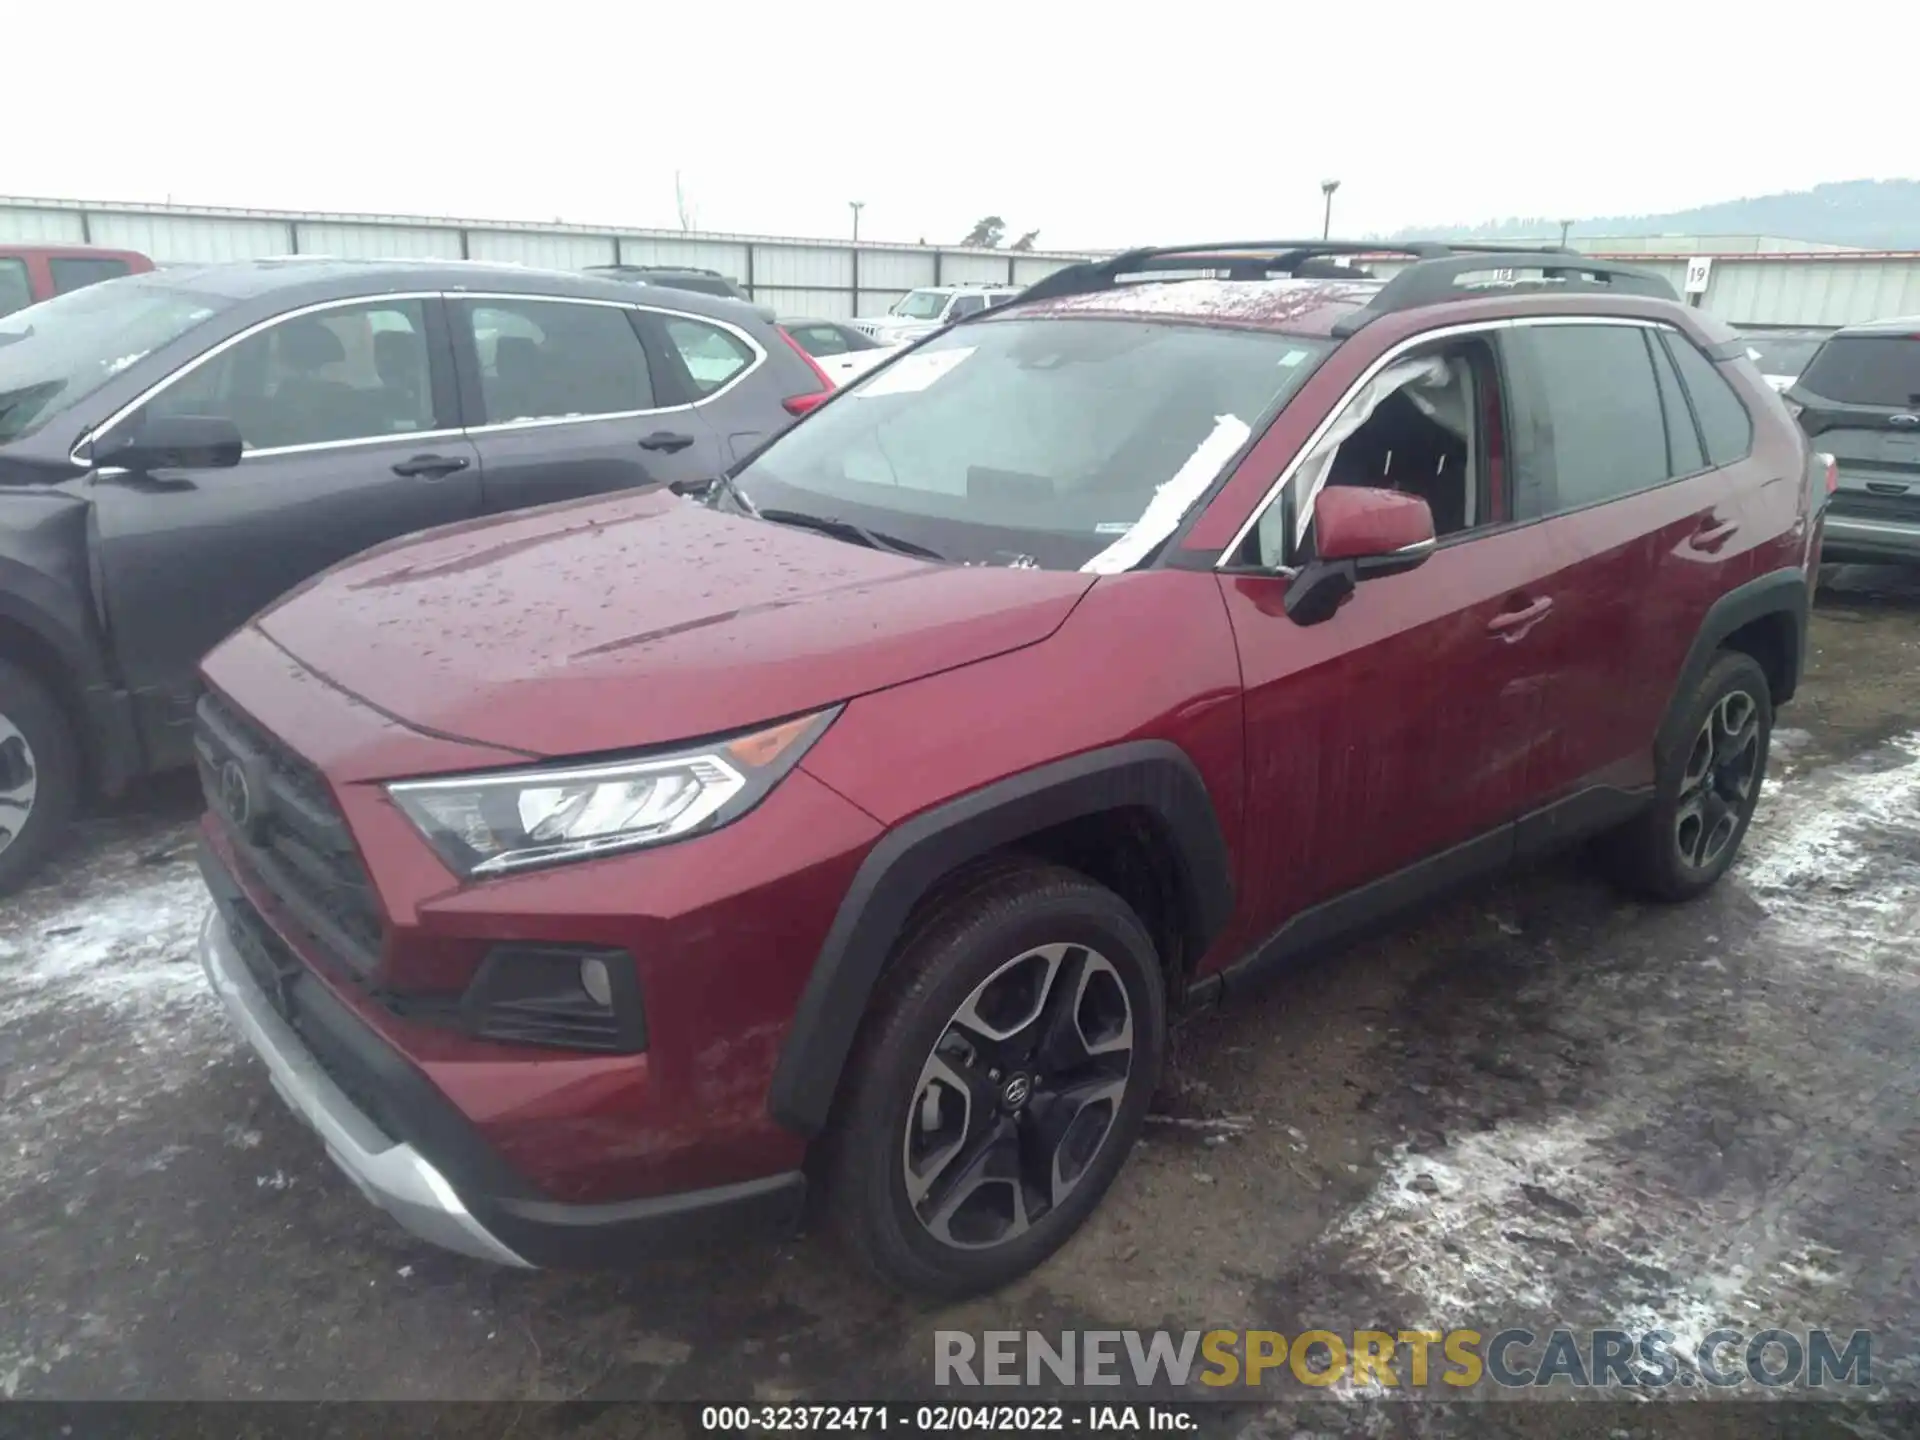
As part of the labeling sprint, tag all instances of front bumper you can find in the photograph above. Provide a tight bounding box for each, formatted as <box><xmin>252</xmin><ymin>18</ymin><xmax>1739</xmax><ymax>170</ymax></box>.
<box><xmin>198</xmin><ymin>863</ymin><xmax>807</xmax><ymax>1269</ymax></box>
<box><xmin>199</xmin><ymin>906</ymin><xmax>532</xmax><ymax>1266</ymax></box>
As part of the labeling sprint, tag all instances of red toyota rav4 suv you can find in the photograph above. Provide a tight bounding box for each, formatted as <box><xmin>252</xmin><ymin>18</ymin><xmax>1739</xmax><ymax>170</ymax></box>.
<box><xmin>193</xmin><ymin>242</ymin><xmax>1825</xmax><ymax>1297</ymax></box>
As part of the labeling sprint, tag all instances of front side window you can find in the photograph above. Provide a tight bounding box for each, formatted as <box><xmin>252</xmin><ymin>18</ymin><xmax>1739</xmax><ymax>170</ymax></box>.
<box><xmin>1254</xmin><ymin>336</ymin><xmax>1498</xmax><ymax>568</ymax></box>
<box><xmin>1502</xmin><ymin>323</ymin><xmax>1670</xmax><ymax>518</ymax></box>
<box><xmin>462</xmin><ymin>298</ymin><xmax>654</xmax><ymax>424</ymax></box>
<box><xmin>662</xmin><ymin>316</ymin><xmax>755</xmax><ymax>396</ymax></box>
<box><xmin>49</xmin><ymin>256</ymin><xmax>131</xmax><ymax>294</ymax></box>
<box><xmin>0</xmin><ymin>277</ymin><xmax>234</xmax><ymax>444</ymax></box>
<box><xmin>142</xmin><ymin>298</ymin><xmax>438</xmax><ymax>451</ymax></box>
<box><xmin>949</xmin><ymin>294</ymin><xmax>987</xmax><ymax>318</ymax></box>
<box><xmin>735</xmin><ymin>317</ymin><xmax>1331</xmax><ymax>570</ymax></box>
<box><xmin>0</xmin><ymin>259</ymin><xmax>32</xmax><ymax>319</ymax></box>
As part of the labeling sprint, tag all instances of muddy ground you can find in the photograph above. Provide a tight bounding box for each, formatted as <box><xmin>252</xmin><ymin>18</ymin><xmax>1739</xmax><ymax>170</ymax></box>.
<box><xmin>3</xmin><ymin>566</ymin><xmax>1918</xmax><ymax>1438</ymax></box>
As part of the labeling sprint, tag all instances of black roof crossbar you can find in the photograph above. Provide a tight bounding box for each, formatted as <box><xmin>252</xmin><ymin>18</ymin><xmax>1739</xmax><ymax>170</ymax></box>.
<box><xmin>1004</xmin><ymin>239</ymin><xmax>1675</xmax><ymax>330</ymax></box>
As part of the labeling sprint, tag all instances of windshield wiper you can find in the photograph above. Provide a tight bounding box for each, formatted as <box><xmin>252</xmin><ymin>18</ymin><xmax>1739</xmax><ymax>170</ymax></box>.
<box><xmin>756</xmin><ymin>507</ymin><xmax>945</xmax><ymax>562</ymax></box>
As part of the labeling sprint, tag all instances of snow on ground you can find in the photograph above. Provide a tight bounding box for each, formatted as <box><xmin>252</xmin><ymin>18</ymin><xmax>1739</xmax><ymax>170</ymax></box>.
<box><xmin>0</xmin><ymin>864</ymin><xmax>214</xmax><ymax>1026</ymax></box>
<box><xmin>1319</xmin><ymin>732</ymin><xmax>1920</xmax><ymax>1379</ymax></box>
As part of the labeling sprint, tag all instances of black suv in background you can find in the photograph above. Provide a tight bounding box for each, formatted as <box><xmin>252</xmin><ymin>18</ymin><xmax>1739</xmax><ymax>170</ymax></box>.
<box><xmin>0</xmin><ymin>259</ymin><xmax>830</xmax><ymax>893</ymax></box>
<box><xmin>1787</xmin><ymin>316</ymin><xmax>1920</xmax><ymax>564</ymax></box>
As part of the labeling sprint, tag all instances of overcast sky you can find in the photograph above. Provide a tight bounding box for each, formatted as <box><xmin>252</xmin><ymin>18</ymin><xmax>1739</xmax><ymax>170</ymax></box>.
<box><xmin>12</xmin><ymin>0</ymin><xmax>1912</xmax><ymax>251</ymax></box>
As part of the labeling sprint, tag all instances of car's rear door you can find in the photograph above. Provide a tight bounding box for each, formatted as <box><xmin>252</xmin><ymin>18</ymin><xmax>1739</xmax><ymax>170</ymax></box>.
<box><xmin>447</xmin><ymin>292</ymin><xmax>727</xmax><ymax>512</ymax></box>
<box><xmin>1790</xmin><ymin>332</ymin><xmax>1920</xmax><ymax>550</ymax></box>
<box><xmin>638</xmin><ymin>305</ymin><xmax>804</xmax><ymax>466</ymax></box>
<box><xmin>88</xmin><ymin>292</ymin><xmax>480</xmax><ymax>763</ymax></box>
<box><xmin>1492</xmin><ymin>318</ymin><xmax>1759</xmax><ymax>818</ymax></box>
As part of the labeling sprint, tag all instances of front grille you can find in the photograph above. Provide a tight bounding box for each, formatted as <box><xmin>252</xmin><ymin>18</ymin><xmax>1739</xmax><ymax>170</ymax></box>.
<box><xmin>196</xmin><ymin>691</ymin><xmax>383</xmax><ymax>976</ymax></box>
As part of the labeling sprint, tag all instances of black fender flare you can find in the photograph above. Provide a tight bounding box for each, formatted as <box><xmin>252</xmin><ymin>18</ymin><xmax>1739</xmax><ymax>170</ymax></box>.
<box><xmin>767</xmin><ymin>740</ymin><xmax>1234</xmax><ymax>1136</ymax></box>
<box><xmin>1656</xmin><ymin>566</ymin><xmax>1809</xmax><ymax>759</ymax></box>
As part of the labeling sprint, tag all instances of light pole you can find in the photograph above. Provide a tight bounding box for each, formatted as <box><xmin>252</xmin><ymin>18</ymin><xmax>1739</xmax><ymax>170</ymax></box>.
<box><xmin>1320</xmin><ymin>179</ymin><xmax>1341</xmax><ymax>240</ymax></box>
<box><xmin>1558</xmin><ymin>219</ymin><xmax>1573</xmax><ymax>248</ymax></box>
<box><xmin>849</xmin><ymin>201</ymin><xmax>864</xmax><ymax>243</ymax></box>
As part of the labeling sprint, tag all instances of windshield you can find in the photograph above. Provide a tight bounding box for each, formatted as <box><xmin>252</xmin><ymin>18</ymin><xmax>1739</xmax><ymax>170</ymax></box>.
<box><xmin>0</xmin><ymin>277</ymin><xmax>233</xmax><ymax>444</ymax></box>
<box><xmin>1744</xmin><ymin>334</ymin><xmax>1825</xmax><ymax>377</ymax></box>
<box><xmin>733</xmin><ymin>317</ymin><xmax>1332</xmax><ymax>569</ymax></box>
<box><xmin>1797</xmin><ymin>335</ymin><xmax>1920</xmax><ymax>408</ymax></box>
<box><xmin>891</xmin><ymin>290</ymin><xmax>950</xmax><ymax>320</ymax></box>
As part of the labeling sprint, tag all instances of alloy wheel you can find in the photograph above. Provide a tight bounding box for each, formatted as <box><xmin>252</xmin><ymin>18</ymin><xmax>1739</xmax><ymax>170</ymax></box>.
<box><xmin>0</xmin><ymin>713</ymin><xmax>37</xmax><ymax>859</ymax></box>
<box><xmin>903</xmin><ymin>942</ymin><xmax>1135</xmax><ymax>1250</ymax></box>
<box><xmin>1675</xmin><ymin>689</ymin><xmax>1760</xmax><ymax>870</ymax></box>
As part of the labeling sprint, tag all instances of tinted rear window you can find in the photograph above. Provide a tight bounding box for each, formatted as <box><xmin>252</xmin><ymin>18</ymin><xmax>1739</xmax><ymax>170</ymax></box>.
<box><xmin>1798</xmin><ymin>335</ymin><xmax>1920</xmax><ymax>408</ymax></box>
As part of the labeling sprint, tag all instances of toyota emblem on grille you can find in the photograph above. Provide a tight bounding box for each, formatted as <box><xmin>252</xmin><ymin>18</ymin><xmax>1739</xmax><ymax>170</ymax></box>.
<box><xmin>218</xmin><ymin>758</ymin><xmax>253</xmax><ymax>829</ymax></box>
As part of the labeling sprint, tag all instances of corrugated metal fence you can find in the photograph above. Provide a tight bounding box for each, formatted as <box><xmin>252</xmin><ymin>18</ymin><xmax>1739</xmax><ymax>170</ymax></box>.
<box><xmin>0</xmin><ymin>196</ymin><xmax>1099</xmax><ymax>320</ymax></box>
<box><xmin>7</xmin><ymin>197</ymin><xmax>1920</xmax><ymax>326</ymax></box>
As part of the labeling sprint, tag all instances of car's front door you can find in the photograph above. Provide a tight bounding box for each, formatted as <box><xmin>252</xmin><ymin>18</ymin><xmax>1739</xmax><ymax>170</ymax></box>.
<box><xmin>1219</xmin><ymin>329</ymin><xmax>1574</xmax><ymax>947</ymax></box>
<box><xmin>88</xmin><ymin>292</ymin><xmax>479</xmax><ymax>764</ymax></box>
<box><xmin>447</xmin><ymin>294</ymin><xmax>729</xmax><ymax>512</ymax></box>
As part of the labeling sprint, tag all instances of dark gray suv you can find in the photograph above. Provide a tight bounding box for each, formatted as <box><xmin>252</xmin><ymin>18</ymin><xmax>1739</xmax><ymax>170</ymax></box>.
<box><xmin>1787</xmin><ymin>315</ymin><xmax>1920</xmax><ymax>563</ymax></box>
<box><xmin>0</xmin><ymin>258</ymin><xmax>830</xmax><ymax>891</ymax></box>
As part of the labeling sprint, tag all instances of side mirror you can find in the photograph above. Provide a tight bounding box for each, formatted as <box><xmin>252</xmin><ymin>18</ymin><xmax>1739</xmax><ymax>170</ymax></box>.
<box><xmin>1284</xmin><ymin>486</ymin><xmax>1436</xmax><ymax>626</ymax></box>
<box><xmin>95</xmin><ymin>413</ymin><xmax>244</xmax><ymax>472</ymax></box>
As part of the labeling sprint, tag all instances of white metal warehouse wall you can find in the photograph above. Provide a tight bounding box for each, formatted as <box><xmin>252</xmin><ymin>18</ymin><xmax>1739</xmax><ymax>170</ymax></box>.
<box><xmin>1361</xmin><ymin>249</ymin><xmax>1920</xmax><ymax>327</ymax></box>
<box><xmin>0</xmin><ymin>196</ymin><xmax>1100</xmax><ymax>320</ymax></box>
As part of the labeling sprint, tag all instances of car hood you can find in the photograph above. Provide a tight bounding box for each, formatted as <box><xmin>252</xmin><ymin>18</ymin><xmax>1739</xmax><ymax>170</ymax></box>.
<box><xmin>254</xmin><ymin>489</ymin><xmax>1095</xmax><ymax>761</ymax></box>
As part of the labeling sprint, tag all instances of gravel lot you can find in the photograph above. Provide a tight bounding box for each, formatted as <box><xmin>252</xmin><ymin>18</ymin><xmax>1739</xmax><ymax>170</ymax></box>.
<box><xmin>3</xmin><ymin>566</ymin><xmax>1917</xmax><ymax>1433</ymax></box>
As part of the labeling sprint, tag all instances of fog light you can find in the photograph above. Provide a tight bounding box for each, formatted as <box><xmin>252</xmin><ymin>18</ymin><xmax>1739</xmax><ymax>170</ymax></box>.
<box><xmin>580</xmin><ymin>955</ymin><xmax>614</xmax><ymax>1008</ymax></box>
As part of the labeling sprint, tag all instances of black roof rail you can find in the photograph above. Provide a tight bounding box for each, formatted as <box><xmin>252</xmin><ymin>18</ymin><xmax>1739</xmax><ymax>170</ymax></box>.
<box><xmin>1005</xmin><ymin>238</ymin><xmax>1673</xmax><ymax>330</ymax></box>
<box><xmin>1328</xmin><ymin>251</ymin><xmax>1676</xmax><ymax>335</ymax></box>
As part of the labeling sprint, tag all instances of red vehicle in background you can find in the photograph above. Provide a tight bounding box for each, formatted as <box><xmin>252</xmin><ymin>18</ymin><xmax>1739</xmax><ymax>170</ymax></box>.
<box><xmin>0</xmin><ymin>244</ymin><xmax>153</xmax><ymax>317</ymax></box>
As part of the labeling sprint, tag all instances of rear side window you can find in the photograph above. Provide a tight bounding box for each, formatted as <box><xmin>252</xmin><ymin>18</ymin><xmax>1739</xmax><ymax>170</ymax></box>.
<box><xmin>1646</xmin><ymin>332</ymin><xmax>1706</xmax><ymax>476</ymax></box>
<box><xmin>1503</xmin><ymin>323</ymin><xmax>1670</xmax><ymax>518</ymax></box>
<box><xmin>661</xmin><ymin>316</ymin><xmax>756</xmax><ymax>396</ymax></box>
<box><xmin>462</xmin><ymin>298</ymin><xmax>654</xmax><ymax>423</ymax></box>
<box><xmin>1797</xmin><ymin>335</ymin><xmax>1920</xmax><ymax>408</ymax></box>
<box><xmin>50</xmin><ymin>256</ymin><xmax>131</xmax><ymax>294</ymax></box>
<box><xmin>1663</xmin><ymin>333</ymin><xmax>1753</xmax><ymax>466</ymax></box>
<box><xmin>0</xmin><ymin>258</ymin><xmax>30</xmax><ymax>317</ymax></box>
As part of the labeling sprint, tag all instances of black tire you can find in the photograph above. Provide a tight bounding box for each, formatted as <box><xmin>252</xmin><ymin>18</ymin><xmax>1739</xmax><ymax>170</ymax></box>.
<box><xmin>1602</xmin><ymin>650</ymin><xmax>1772</xmax><ymax>902</ymax></box>
<box><xmin>0</xmin><ymin>659</ymin><xmax>79</xmax><ymax>897</ymax></box>
<box><xmin>820</xmin><ymin>862</ymin><xmax>1167</xmax><ymax>1300</ymax></box>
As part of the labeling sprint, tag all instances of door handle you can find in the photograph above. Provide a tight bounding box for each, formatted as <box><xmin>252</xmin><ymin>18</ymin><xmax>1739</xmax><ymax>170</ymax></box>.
<box><xmin>1688</xmin><ymin>516</ymin><xmax>1740</xmax><ymax>553</ymax></box>
<box><xmin>1487</xmin><ymin>596</ymin><xmax>1552</xmax><ymax>639</ymax></box>
<box><xmin>639</xmin><ymin>431</ymin><xmax>696</xmax><ymax>454</ymax></box>
<box><xmin>391</xmin><ymin>453</ymin><xmax>471</xmax><ymax>479</ymax></box>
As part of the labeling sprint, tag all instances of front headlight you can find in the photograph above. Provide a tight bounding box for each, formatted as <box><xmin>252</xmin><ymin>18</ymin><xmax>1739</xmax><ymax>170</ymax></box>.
<box><xmin>388</xmin><ymin>708</ymin><xmax>837</xmax><ymax>878</ymax></box>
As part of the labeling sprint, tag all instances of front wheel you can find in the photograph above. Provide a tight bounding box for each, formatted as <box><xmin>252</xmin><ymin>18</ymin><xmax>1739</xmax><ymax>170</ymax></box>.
<box><xmin>821</xmin><ymin>864</ymin><xmax>1166</xmax><ymax>1299</ymax></box>
<box><xmin>0</xmin><ymin>659</ymin><xmax>79</xmax><ymax>897</ymax></box>
<box><xmin>1603</xmin><ymin>650</ymin><xmax>1772</xmax><ymax>902</ymax></box>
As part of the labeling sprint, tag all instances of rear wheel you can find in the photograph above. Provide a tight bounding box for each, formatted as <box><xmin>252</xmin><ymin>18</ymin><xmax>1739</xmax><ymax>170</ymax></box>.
<box><xmin>821</xmin><ymin>863</ymin><xmax>1166</xmax><ymax>1299</ymax></box>
<box><xmin>0</xmin><ymin>660</ymin><xmax>79</xmax><ymax>897</ymax></box>
<box><xmin>1603</xmin><ymin>650</ymin><xmax>1771</xmax><ymax>902</ymax></box>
